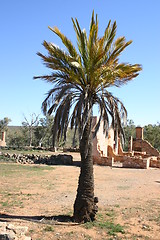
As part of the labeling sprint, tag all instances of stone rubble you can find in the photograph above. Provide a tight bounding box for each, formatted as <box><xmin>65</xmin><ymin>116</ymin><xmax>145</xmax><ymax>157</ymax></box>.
<box><xmin>0</xmin><ymin>222</ymin><xmax>31</xmax><ymax>240</ymax></box>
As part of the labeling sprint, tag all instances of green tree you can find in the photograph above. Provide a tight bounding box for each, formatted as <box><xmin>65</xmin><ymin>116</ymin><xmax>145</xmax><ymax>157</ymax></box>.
<box><xmin>123</xmin><ymin>119</ymin><xmax>136</xmax><ymax>151</ymax></box>
<box><xmin>34</xmin><ymin>11</ymin><xmax>142</xmax><ymax>222</ymax></box>
<box><xmin>22</xmin><ymin>113</ymin><xmax>39</xmax><ymax>147</ymax></box>
<box><xmin>34</xmin><ymin>115</ymin><xmax>54</xmax><ymax>147</ymax></box>
<box><xmin>0</xmin><ymin>117</ymin><xmax>11</xmax><ymax>132</ymax></box>
<box><xmin>144</xmin><ymin>123</ymin><xmax>160</xmax><ymax>152</ymax></box>
<box><xmin>7</xmin><ymin>130</ymin><xmax>26</xmax><ymax>148</ymax></box>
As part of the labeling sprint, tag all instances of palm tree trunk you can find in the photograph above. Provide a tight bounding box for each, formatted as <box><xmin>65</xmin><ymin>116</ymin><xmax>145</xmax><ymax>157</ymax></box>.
<box><xmin>73</xmin><ymin>117</ymin><xmax>98</xmax><ymax>223</ymax></box>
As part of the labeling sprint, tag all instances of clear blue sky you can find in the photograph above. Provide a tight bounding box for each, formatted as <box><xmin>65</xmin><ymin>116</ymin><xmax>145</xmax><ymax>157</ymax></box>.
<box><xmin>1</xmin><ymin>0</ymin><xmax>160</xmax><ymax>126</ymax></box>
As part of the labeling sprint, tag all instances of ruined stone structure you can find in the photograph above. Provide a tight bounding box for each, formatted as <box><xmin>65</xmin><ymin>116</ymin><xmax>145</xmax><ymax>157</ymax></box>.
<box><xmin>92</xmin><ymin>117</ymin><xmax>160</xmax><ymax>169</ymax></box>
<box><xmin>0</xmin><ymin>131</ymin><xmax>6</xmax><ymax>147</ymax></box>
<box><xmin>131</xmin><ymin>127</ymin><xmax>159</xmax><ymax>156</ymax></box>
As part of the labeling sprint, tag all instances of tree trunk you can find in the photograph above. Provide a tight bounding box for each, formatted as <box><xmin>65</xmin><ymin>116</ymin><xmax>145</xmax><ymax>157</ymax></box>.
<box><xmin>73</xmin><ymin>117</ymin><xmax>98</xmax><ymax>223</ymax></box>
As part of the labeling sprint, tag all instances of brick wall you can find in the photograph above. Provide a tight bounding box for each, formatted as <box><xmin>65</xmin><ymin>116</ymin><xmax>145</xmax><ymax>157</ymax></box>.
<box><xmin>122</xmin><ymin>156</ymin><xmax>150</xmax><ymax>169</ymax></box>
<box><xmin>92</xmin><ymin>117</ymin><xmax>115</xmax><ymax>158</ymax></box>
<box><xmin>150</xmin><ymin>158</ymin><xmax>160</xmax><ymax>168</ymax></box>
<box><xmin>132</xmin><ymin>139</ymin><xmax>159</xmax><ymax>156</ymax></box>
<box><xmin>93</xmin><ymin>156</ymin><xmax>113</xmax><ymax>166</ymax></box>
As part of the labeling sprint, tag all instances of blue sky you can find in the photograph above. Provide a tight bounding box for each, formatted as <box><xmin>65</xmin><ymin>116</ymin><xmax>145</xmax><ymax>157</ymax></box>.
<box><xmin>1</xmin><ymin>0</ymin><xmax>160</xmax><ymax>126</ymax></box>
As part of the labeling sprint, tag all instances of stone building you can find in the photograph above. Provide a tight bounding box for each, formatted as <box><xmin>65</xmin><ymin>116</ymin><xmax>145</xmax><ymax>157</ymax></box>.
<box><xmin>131</xmin><ymin>127</ymin><xmax>159</xmax><ymax>156</ymax></box>
<box><xmin>0</xmin><ymin>131</ymin><xmax>6</xmax><ymax>147</ymax></box>
<box><xmin>92</xmin><ymin>117</ymin><xmax>160</xmax><ymax>169</ymax></box>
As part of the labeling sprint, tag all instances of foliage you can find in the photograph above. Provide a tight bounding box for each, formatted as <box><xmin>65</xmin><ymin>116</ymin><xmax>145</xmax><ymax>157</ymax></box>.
<box><xmin>0</xmin><ymin>117</ymin><xmax>11</xmax><ymax>133</ymax></box>
<box><xmin>144</xmin><ymin>123</ymin><xmax>160</xmax><ymax>152</ymax></box>
<box><xmin>34</xmin><ymin>11</ymin><xmax>142</xmax><ymax>147</ymax></box>
<box><xmin>22</xmin><ymin>113</ymin><xmax>39</xmax><ymax>146</ymax></box>
<box><xmin>43</xmin><ymin>226</ymin><xmax>54</xmax><ymax>232</ymax></box>
<box><xmin>33</xmin><ymin>115</ymin><xmax>53</xmax><ymax>147</ymax></box>
<box><xmin>7</xmin><ymin>129</ymin><xmax>26</xmax><ymax>148</ymax></box>
<box><xmin>84</xmin><ymin>211</ymin><xmax>125</xmax><ymax>236</ymax></box>
<box><xmin>34</xmin><ymin>10</ymin><xmax>142</xmax><ymax>222</ymax></box>
<box><xmin>5</xmin><ymin>118</ymin><xmax>160</xmax><ymax>152</ymax></box>
<box><xmin>123</xmin><ymin>119</ymin><xmax>136</xmax><ymax>151</ymax></box>
<box><xmin>6</xmin><ymin>118</ymin><xmax>78</xmax><ymax>148</ymax></box>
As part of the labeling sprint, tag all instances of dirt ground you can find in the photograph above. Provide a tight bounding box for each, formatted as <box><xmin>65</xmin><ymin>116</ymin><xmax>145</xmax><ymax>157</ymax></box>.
<box><xmin>0</xmin><ymin>152</ymin><xmax>160</xmax><ymax>239</ymax></box>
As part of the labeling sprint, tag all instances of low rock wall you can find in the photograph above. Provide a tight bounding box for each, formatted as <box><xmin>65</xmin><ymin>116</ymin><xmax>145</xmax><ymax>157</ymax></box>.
<box><xmin>1</xmin><ymin>153</ymin><xmax>73</xmax><ymax>165</ymax></box>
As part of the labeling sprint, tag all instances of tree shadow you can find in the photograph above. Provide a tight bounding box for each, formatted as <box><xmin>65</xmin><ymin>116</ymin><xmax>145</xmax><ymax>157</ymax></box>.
<box><xmin>0</xmin><ymin>213</ymin><xmax>76</xmax><ymax>225</ymax></box>
<box><xmin>155</xmin><ymin>181</ymin><xmax>160</xmax><ymax>184</ymax></box>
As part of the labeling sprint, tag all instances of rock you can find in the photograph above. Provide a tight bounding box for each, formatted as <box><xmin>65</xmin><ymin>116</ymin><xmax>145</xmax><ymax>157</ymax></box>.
<box><xmin>0</xmin><ymin>223</ymin><xmax>31</xmax><ymax>240</ymax></box>
<box><xmin>1</xmin><ymin>152</ymin><xmax>73</xmax><ymax>166</ymax></box>
<box><xmin>7</xmin><ymin>225</ymin><xmax>28</xmax><ymax>235</ymax></box>
<box><xmin>0</xmin><ymin>233</ymin><xmax>14</xmax><ymax>240</ymax></box>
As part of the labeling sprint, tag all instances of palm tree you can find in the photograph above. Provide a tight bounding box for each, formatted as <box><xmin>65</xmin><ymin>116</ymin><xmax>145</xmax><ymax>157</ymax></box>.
<box><xmin>34</xmin><ymin>11</ymin><xmax>142</xmax><ymax>223</ymax></box>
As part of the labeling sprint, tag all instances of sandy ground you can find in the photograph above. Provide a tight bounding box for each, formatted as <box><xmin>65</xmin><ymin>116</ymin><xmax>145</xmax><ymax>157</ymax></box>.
<box><xmin>0</xmin><ymin>152</ymin><xmax>160</xmax><ymax>239</ymax></box>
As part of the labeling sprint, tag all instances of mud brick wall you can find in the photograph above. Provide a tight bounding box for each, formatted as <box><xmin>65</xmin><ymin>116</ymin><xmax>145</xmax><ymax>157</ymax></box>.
<box><xmin>133</xmin><ymin>139</ymin><xmax>159</xmax><ymax>156</ymax></box>
<box><xmin>93</xmin><ymin>156</ymin><xmax>113</xmax><ymax>166</ymax></box>
<box><xmin>92</xmin><ymin>116</ymin><xmax>115</xmax><ymax>158</ymax></box>
<box><xmin>122</xmin><ymin>156</ymin><xmax>150</xmax><ymax>169</ymax></box>
<box><xmin>107</xmin><ymin>145</ymin><xmax>124</xmax><ymax>162</ymax></box>
<box><xmin>150</xmin><ymin>158</ymin><xmax>160</xmax><ymax>168</ymax></box>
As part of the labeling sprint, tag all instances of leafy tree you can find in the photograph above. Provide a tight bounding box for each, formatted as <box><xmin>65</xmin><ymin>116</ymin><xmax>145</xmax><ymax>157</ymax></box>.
<box><xmin>0</xmin><ymin>117</ymin><xmax>11</xmax><ymax>132</ymax></box>
<box><xmin>34</xmin><ymin>11</ymin><xmax>142</xmax><ymax>222</ymax></box>
<box><xmin>123</xmin><ymin>119</ymin><xmax>136</xmax><ymax>151</ymax></box>
<box><xmin>22</xmin><ymin>113</ymin><xmax>39</xmax><ymax>147</ymax></box>
<box><xmin>34</xmin><ymin>115</ymin><xmax>54</xmax><ymax>147</ymax></box>
<box><xmin>144</xmin><ymin>123</ymin><xmax>160</xmax><ymax>152</ymax></box>
<box><xmin>7</xmin><ymin>130</ymin><xmax>26</xmax><ymax>148</ymax></box>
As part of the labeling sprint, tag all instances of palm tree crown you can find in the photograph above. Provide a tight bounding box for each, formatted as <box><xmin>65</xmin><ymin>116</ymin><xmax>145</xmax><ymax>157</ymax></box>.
<box><xmin>34</xmin><ymin>11</ymin><xmax>142</xmax><ymax>147</ymax></box>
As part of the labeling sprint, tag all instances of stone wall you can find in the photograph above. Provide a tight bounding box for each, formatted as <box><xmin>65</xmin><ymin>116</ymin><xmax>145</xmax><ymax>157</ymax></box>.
<box><xmin>150</xmin><ymin>157</ymin><xmax>160</xmax><ymax>168</ymax></box>
<box><xmin>91</xmin><ymin>120</ymin><xmax>160</xmax><ymax>169</ymax></box>
<box><xmin>92</xmin><ymin>116</ymin><xmax>115</xmax><ymax>159</ymax></box>
<box><xmin>93</xmin><ymin>154</ymin><xmax>152</xmax><ymax>169</ymax></box>
<box><xmin>122</xmin><ymin>156</ymin><xmax>150</xmax><ymax>169</ymax></box>
<box><xmin>93</xmin><ymin>156</ymin><xmax>113</xmax><ymax>166</ymax></box>
<box><xmin>131</xmin><ymin>127</ymin><xmax>160</xmax><ymax>156</ymax></box>
<box><xmin>132</xmin><ymin>139</ymin><xmax>159</xmax><ymax>156</ymax></box>
<box><xmin>1</xmin><ymin>153</ymin><xmax>73</xmax><ymax>165</ymax></box>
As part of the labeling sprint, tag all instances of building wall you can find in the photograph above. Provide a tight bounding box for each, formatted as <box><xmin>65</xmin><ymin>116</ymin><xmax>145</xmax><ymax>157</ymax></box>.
<box><xmin>0</xmin><ymin>131</ymin><xmax>6</xmax><ymax>147</ymax></box>
<box><xmin>92</xmin><ymin>117</ymin><xmax>115</xmax><ymax>160</ymax></box>
<box><xmin>92</xmin><ymin>121</ymin><xmax>160</xmax><ymax>169</ymax></box>
<box><xmin>132</xmin><ymin>127</ymin><xmax>159</xmax><ymax>156</ymax></box>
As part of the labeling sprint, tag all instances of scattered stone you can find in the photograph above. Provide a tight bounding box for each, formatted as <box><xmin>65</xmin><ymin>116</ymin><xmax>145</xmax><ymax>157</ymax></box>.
<box><xmin>0</xmin><ymin>222</ymin><xmax>31</xmax><ymax>240</ymax></box>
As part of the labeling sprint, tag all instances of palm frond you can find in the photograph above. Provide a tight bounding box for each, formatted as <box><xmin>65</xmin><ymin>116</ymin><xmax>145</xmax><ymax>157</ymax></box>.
<box><xmin>35</xmin><ymin>11</ymin><xmax>142</xmax><ymax>147</ymax></box>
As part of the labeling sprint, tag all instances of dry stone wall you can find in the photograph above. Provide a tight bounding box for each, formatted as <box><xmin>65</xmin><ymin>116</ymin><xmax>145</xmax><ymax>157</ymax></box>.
<box><xmin>1</xmin><ymin>153</ymin><xmax>73</xmax><ymax>165</ymax></box>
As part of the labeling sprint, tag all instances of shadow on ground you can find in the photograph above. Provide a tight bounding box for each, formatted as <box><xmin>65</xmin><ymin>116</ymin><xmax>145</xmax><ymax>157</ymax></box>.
<box><xmin>0</xmin><ymin>213</ymin><xmax>76</xmax><ymax>225</ymax></box>
<box><xmin>155</xmin><ymin>181</ymin><xmax>160</xmax><ymax>184</ymax></box>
